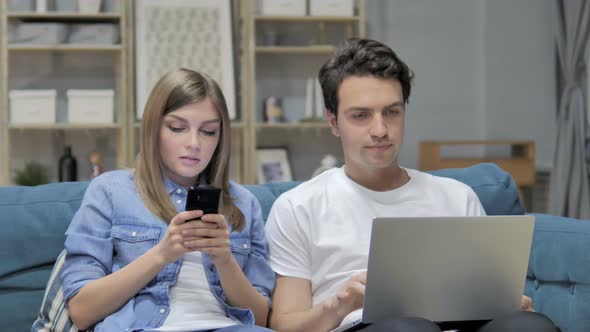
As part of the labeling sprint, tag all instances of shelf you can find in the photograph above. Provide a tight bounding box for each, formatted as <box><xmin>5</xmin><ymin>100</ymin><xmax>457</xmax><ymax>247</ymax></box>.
<box><xmin>255</xmin><ymin>15</ymin><xmax>359</xmax><ymax>23</ymax></box>
<box><xmin>8</xmin><ymin>44</ymin><xmax>122</xmax><ymax>51</ymax></box>
<box><xmin>7</xmin><ymin>12</ymin><xmax>121</xmax><ymax>21</ymax></box>
<box><xmin>256</xmin><ymin>122</ymin><xmax>329</xmax><ymax>129</ymax></box>
<box><xmin>255</xmin><ymin>45</ymin><xmax>335</xmax><ymax>54</ymax></box>
<box><xmin>9</xmin><ymin>123</ymin><xmax>123</xmax><ymax>130</ymax></box>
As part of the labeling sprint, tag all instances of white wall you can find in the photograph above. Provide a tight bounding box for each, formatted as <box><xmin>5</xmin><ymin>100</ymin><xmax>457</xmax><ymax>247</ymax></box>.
<box><xmin>483</xmin><ymin>0</ymin><xmax>556</xmax><ymax>170</ymax></box>
<box><xmin>366</xmin><ymin>0</ymin><xmax>557</xmax><ymax>169</ymax></box>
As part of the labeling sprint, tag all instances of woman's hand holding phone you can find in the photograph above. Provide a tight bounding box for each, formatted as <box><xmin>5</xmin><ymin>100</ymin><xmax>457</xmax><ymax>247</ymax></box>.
<box><xmin>182</xmin><ymin>212</ymin><xmax>232</xmax><ymax>266</ymax></box>
<box><xmin>155</xmin><ymin>210</ymin><xmax>230</xmax><ymax>265</ymax></box>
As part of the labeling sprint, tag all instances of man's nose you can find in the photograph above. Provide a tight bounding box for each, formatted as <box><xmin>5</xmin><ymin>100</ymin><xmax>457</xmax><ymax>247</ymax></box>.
<box><xmin>369</xmin><ymin>114</ymin><xmax>387</xmax><ymax>137</ymax></box>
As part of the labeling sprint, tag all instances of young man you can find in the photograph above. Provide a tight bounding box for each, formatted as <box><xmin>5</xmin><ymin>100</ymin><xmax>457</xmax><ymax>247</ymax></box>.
<box><xmin>264</xmin><ymin>38</ymin><xmax>559</xmax><ymax>332</ymax></box>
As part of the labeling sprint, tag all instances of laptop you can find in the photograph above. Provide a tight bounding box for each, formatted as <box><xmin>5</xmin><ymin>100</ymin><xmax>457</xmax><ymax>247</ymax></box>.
<box><xmin>331</xmin><ymin>215</ymin><xmax>535</xmax><ymax>332</ymax></box>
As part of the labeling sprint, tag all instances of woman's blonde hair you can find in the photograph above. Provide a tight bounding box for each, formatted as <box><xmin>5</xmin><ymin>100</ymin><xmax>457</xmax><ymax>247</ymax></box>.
<box><xmin>135</xmin><ymin>68</ymin><xmax>244</xmax><ymax>231</ymax></box>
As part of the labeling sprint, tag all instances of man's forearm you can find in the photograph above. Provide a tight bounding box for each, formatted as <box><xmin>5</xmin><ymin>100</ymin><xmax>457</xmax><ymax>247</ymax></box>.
<box><xmin>271</xmin><ymin>299</ymin><xmax>345</xmax><ymax>332</ymax></box>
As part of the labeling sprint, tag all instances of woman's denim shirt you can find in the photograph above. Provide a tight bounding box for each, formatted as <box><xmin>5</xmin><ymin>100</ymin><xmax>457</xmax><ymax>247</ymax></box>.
<box><xmin>61</xmin><ymin>170</ymin><xmax>275</xmax><ymax>332</ymax></box>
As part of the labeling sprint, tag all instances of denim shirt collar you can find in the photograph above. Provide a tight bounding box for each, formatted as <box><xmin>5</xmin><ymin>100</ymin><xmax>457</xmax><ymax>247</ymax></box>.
<box><xmin>162</xmin><ymin>173</ymin><xmax>193</xmax><ymax>196</ymax></box>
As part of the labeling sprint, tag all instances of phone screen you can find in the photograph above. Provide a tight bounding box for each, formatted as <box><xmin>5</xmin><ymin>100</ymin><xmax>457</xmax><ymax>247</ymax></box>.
<box><xmin>185</xmin><ymin>186</ymin><xmax>221</xmax><ymax>220</ymax></box>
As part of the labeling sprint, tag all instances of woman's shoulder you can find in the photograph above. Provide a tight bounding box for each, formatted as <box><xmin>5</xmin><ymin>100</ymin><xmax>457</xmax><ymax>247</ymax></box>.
<box><xmin>228</xmin><ymin>180</ymin><xmax>257</xmax><ymax>202</ymax></box>
<box><xmin>86</xmin><ymin>169</ymin><xmax>136</xmax><ymax>193</ymax></box>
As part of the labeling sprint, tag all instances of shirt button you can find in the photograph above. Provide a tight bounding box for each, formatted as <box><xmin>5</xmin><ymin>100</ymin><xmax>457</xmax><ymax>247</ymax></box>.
<box><xmin>209</xmin><ymin>265</ymin><xmax>215</xmax><ymax>272</ymax></box>
<box><xmin>159</xmin><ymin>308</ymin><xmax>165</xmax><ymax>314</ymax></box>
<box><xmin>131</xmin><ymin>231</ymin><xmax>137</xmax><ymax>237</ymax></box>
<box><xmin>176</xmin><ymin>199</ymin><xmax>182</xmax><ymax>205</ymax></box>
<box><xmin>243</xmin><ymin>243</ymin><xmax>249</xmax><ymax>249</ymax></box>
<box><xmin>176</xmin><ymin>188</ymin><xmax>182</xmax><ymax>194</ymax></box>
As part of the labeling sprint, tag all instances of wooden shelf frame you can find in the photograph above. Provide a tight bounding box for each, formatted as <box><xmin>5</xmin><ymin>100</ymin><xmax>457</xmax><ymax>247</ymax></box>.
<box><xmin>419</xmin><ymin>140</ymin><xmax>536</xmax><ymax>188</ymax></box>
<box><xmin>0</xmin><ymin>2</ymin><xmax>131</xmax><ymax>185</ymax></box>
<box><xmin>8</xmin><ymin>44</ymin><xmax>122</xmax><ymax>51</ymax></box>
<box><xmin>7</xmin><ymin>12</ymin><xmax>121</xmax><ymax>21</ymax></box>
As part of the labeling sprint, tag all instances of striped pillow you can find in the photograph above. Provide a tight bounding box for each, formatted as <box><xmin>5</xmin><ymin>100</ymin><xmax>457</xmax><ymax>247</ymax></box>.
<box><xmin>31</xmin><ymin>250</ymin><xmax>82</xmax><ymax>332</ymax></box>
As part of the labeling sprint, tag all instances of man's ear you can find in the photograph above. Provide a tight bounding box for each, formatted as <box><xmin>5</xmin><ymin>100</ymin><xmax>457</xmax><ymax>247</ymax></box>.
<box><xmin>326</xmin><ymin>109</ymin><xmax>340</xmax><ymax>137</ymax></box>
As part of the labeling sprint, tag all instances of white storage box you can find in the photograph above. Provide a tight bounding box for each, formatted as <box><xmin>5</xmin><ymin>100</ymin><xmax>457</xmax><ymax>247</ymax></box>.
<box><xmin>9</xmin><ymin>90</ymin><xmax>57</xmax><ymax>125</ymax></box>
<box><xmin>310</xmin><ymin>0</ymin><xmax>353</xmax><ymax>17</ymax></box>
<box><xmin>68</xmin><ymin>24</ymin><xmax>119</xmax><ymax>44</ymax></box>
<box><xmin>10</xmin><ymin>23</ymin><xmax>68</xmax><ymax>44</ymax></box>
<box><xmin>67</xmin><ymin>89</ymin><xmax>114</xmax><ymax>124</ymax></box>
<box><xmin>259</xmin><ymin>0</ymin><xmax>306</xmax><ymax>16</ymax></box>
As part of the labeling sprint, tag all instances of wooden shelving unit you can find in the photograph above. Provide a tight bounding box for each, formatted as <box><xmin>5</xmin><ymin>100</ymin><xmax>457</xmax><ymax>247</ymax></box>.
<box><xmin>0</xmin><ymin>1</ymin><xmax>365</xmax><ymax>185</ymax></box>
<box><xmin>0</xmin><ymin>2</ymin><xmax>131</xmax><ymax>185</ymax></box>
<box><xmin>240</xmin><ymin>0</ymin><xmax>366</xmax><ymax>183</ymax></box>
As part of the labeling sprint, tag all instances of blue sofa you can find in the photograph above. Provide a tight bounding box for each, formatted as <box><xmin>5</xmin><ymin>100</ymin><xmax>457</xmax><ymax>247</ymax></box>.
<box><xmin>1</xmin><ymin>163</ymin><xmax>588</xmax><ymax>331</ymax></box>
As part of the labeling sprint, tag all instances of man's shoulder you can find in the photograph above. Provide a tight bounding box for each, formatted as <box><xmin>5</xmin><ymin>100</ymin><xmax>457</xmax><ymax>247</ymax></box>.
<box><xmin>407</xmin><ymin>168</ymin><xmax>473</xmax><ymax>194</ymax></box>
<box><xmin>280</xmin><ymin>167</ymin><xmax>342</xmax><ymax>200</ymax></box>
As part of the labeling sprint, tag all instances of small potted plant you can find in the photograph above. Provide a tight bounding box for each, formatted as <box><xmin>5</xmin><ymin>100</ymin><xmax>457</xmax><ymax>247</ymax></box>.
<box><xmin>13</xmin><ymin>162</ymin><xmax>50</xmax><ymax>186</ymax></box>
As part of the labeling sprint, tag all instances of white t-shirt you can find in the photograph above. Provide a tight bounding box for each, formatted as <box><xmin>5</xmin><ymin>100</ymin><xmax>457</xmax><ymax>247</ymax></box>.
<box><xmin>152</xmin><ymin>252</ymin><xmax>237</xmax><ymax>331</ymax></box>
<box><xmin>265</xmin><ymin>166</ymin><xmax>486</xmax><ymax>306</ymax></box>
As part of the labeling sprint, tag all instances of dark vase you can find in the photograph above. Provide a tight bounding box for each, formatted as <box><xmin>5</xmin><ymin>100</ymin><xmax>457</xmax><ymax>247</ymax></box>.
<box><xmin>58</xmin><ymin>146</ymin><xmax>78</xmax><ymax>182</ymax></box>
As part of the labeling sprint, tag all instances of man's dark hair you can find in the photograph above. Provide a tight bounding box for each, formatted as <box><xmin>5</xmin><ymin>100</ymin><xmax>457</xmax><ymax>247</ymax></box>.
<box><xmin>318</xmin><ymin>38</ymin><xmax>414</xmax><ymax>117</ymax></box>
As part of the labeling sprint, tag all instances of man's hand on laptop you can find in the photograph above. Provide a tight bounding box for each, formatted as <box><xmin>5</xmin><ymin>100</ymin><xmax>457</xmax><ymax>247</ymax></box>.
<box><xmin>324</xmin><ymin>272</ymin><xmax>367</xmax><ymax>319</ymax></box>
<box><xmin>521</xmin><ymin>295</ymin><xmax>535</xmax><ymax>312</ymax></box>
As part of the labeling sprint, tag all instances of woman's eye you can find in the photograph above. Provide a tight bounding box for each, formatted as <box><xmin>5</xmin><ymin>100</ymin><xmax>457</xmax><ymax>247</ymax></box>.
<box><xmin>201</xmin><ymin>129</ymin><xmax>217</xmax><ymax>136</ymax></box>
<box><xmin>168</xmin><ymin>125</ymin><xmax>184</xmax><ymax>133</ymax></box>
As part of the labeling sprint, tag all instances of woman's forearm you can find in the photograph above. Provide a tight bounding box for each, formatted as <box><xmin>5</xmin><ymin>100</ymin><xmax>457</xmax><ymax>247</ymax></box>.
<box><xmin>68</xmin><ymin>246</ymin><xmax>168</xmax><ymax>330</ymax></box>
<box><xmin>216</xmin><ymin>256</ymin><xmax>270</xmax><ymax>326</ymax></box>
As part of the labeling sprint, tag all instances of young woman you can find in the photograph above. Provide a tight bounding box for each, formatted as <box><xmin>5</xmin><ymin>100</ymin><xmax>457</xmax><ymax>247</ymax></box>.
<box><xmin>61</xmin><ymin>68</ymin><xmax>275</xmax><ymax>332</ymax></box>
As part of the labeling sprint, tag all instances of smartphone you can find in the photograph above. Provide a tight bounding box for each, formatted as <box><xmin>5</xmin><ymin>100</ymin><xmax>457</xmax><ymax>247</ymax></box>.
<box><xmin>185</xmin><ymin>186</ymin><xmax>221</xmax><ymax>221</ymax></box>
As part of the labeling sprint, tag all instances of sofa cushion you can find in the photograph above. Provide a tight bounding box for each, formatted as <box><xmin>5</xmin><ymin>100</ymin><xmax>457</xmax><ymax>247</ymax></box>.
<box><xmin>525</xmin><ymin>213</ymin><xmax>590</xmax><ymax>332</ymax></box>
<box><xmin>0</xmin><ymin>181</ymin><xmax>89</xmax><ymax>331</ymax></box>
<box><xmin>428</xmin><ymin>163</ymin><xmax>524</xmax><ymax>215</ymax></box>
<box><xmin>31</xmin><ymin>250</ymin><xmax>78</xmax><ymax>332</ymax></box>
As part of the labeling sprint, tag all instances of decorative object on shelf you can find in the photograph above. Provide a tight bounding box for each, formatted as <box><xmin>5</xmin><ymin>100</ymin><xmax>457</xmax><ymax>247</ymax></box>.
<box><xmin>315</xmin><ymin>77</ymin><xmax>325</xmax><ymax>118</ymax></box>
<box><xmin>78</xmin><ymin>0</ymin><xmax>102</xmax><ymax>13</ymax></box>
<box><xmin>55</xmin><ymin>0</ymin><xmax>78</xmax><ymax>12</ymax></box>
<box><xmin>67</xmin><ymin>89</ymin><xmax>114</xmax><ymax>123</ymax></box>
<box><xmin>312</xmin><ymin>154</ymin><xmax>338</xmax><ymax>177</ymax></box>
<box><xmin>36</xmin><ymin>0</ymin><xmax>47</xmax><ymax>13</ymax></box>
<box><xmin>302</xmin><ymin>77</ymin><xmax>325</xmax><ymax>122</ymax></box>
<box><xmin>263</xmin><ymin>96</ymin><xmax>286</xmax><ymax>123</ymax></box>
<box><xmin>58</xmin><ymin>146</ymin><xmax>78</xmax><ymax>182</ymax></box>
<box><xmin>88</xmin><ymin>150</ymin><xmax>104</xmax><ymax>179</ymax></box>
<box><xmin>263</xmin><ymin>30</ymin><xmax>280</xmax><ymax>46</ymax></box>
<box><xmin>9</xmin><ymin>90</ymin><xmax>57</xmax><ymax>125</ymax></box>
<box><xmin>13</xmin><ymin>162</ymin><xmax>50</xmax><ymax>186</ymax></box>
<box><xmin>135</xmin><ymin>0</ymin><xmax>236</xmax><ymax>120</ymax></box>
<box><xmin>256</xmin><ymin>148</ymin><xmax>293</xmax><ymax>183</ymax></box>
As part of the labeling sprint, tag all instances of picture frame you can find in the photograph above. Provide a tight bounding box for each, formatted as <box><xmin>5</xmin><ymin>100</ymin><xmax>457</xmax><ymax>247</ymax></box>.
<box><xmin>135</xmin><ymin>0</ymin><xmax>236</xmax><ymax>120</ymax></box>
<box><xmin>256</xmin><ymin>148</ymin><xmax>293</xmax><ymax>183</ymax></box>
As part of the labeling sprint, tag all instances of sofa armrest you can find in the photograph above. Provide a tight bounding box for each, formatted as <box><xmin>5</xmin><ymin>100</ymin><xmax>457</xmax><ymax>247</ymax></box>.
<box><xmin>525</xmin><ymin>213</ymin><xmax>590</xmax><ymax>331</ymax></box>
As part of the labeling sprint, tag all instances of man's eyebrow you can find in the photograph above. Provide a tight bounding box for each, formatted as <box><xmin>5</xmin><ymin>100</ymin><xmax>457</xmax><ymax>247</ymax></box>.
<box><xmin>383</xmin><ymin>102</ymin><xmax>405</xmax><ymax>108</ymax></box>
<box><xmin>345</xmin><ymin>102</ymin><xmax>405</xmax><ymax>112</ymax></box>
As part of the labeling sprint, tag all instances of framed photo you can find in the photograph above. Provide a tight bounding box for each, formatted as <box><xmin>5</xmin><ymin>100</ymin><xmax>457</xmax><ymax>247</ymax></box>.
<box><xmin>256</xmin><ymin>148</ymin><xmax>293</xmax><ymax>183</ymax></box>
<box><xmin>135</xmin><ymin>0</ymin><xmax>236</xmax><ymax>120</ymax></box>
